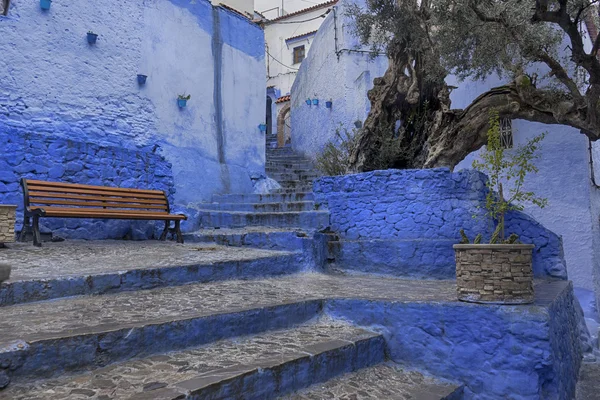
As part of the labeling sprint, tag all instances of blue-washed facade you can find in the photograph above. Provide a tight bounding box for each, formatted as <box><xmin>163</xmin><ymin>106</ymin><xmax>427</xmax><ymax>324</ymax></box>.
<box><xmin>0</xmin><ymin>0</ymin><xmax>266</xmax><ymax>236</ymax></box>
<box><xmin>291</xmin><ymin>0</ymin><xmax>600</xmax><ymax>319</ymax></box>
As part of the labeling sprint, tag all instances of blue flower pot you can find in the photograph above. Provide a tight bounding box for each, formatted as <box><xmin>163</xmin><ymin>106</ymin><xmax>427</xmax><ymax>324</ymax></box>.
<box><xmin>177</xmin><ymin>99</ymin><xmax>187</xmax><ymax>108</ymax></box>
<box><xmin>40</xmin><ymin>0</ymin><xmax>52</xmax><ymax>10</ymax></box>
<box><xmin>87</xmin><ymin>33</ymin><xmax>98</xmax><ymax>44</ymax></box>
<box><xmin>312</xmin><ymin>99</ymin><xmax>319</xmax><ymax>106</ymax></box>
<box><xmin>258</xmin><ymin>124</ymin><xmax>267</xmax><ymax>132</ymax></box>
<box><xmin>326</xmin><ymin>101</ymin><xmax>333</xmax><ymax>109</ymax></box>
<box><xmin>137</xmin><ymin>74</ymin><xmax>147</xmax><ymax>85</ymax></box>
<box><xmin>305</xmin><ymin>99</ymin><xmax>311</xmax><ymax>106</ymax></box>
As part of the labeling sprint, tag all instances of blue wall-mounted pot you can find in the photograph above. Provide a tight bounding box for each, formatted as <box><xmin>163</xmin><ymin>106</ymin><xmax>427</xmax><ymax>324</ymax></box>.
<box><xmin>40</xmin><ymin>0</ymin><xmax>52</xmax><ymax>10</ymax></box>
<box><xmin>312</xmin><ymin>99</ymin><xmax>319</xmax><ymax>106</ymax></box>
<box><xmin>87</xmin><ymin>32</ymin><xmax>98</xmax><ymax>44</ymax></box>
<box><xmin>305</xmin><ymin>99</ymin><xmax>311</xmax><ymax>106</ymax></box>
<box><xmin>326</xmin><ymin>101</ymin><xmax>333</xmax><ymax>109</ymax></box>
<box><xmin>258</xmin><ymin>124</ymin><xmax>267</xmax><ymax>132</ymax></box>
<box><xmin>177</xmin><ymin>98</ymin><xmax>188</xmax><ymax>108</ymax></box>
<box><xmin>137</xmin><ymin>74</ymin><xmax>148</xmax><ymax>85</ymax></box>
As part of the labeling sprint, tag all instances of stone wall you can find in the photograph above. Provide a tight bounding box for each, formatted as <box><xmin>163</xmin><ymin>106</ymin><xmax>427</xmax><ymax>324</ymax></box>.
<box><xmin>0</xmin><ymin>130</ymin><xmax>175</xmax><ymax>239</ymax></box>
<box><xmin>0</xmin><ymin>0</ymin><xmax>266</xmax><ymax>216</ymax></box>
<box><xmin>314</xmin><ymin>168</ymin><xmax>567</xmax><ymax>279</ymax></box>
<box><xmin>0</xmin><ymin>206</ymin><xmax>16</xmax><ymax>243</ymax></box>
<box><xmin>326</xmin><ymin>281</ymin><xmax>582</xmax><ymax>399</ymax></box>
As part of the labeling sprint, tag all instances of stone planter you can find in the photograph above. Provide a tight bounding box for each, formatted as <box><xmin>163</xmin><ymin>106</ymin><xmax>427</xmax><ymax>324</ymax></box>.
<box><xmin>0</xmin><ymin>205</ymin><xmax>17</xmax><ymax>245</ymax></box>
<box><xmin>453</xmin><ymin>244</ymin><xmax>535</xmax><ymax>304</ymax></box>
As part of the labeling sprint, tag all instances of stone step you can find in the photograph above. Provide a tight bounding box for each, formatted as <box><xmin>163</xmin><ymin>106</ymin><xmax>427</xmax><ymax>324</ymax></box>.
<box><xmin>0</xmin><ymin>280</ymin><xmax>324</xmax><ymax>383</ymax></box>
<box><xmin>269</xmin><ymin>173</ymin><xmax>319</xmax><ymax>182</ymax></box>
<box><xmin>274</xmin><ymin>188</ymin><xmax>316</xmax><ymax>194</ymax></box>
<box><xmin>2</xmin><ymin>315</ymin><xmax>385</xmax><ymax>398</ymax></box>
<box><xmin>184</xmin><ymin>227</ymin><xmax>312</xmax><ymax>249</ymax></box>
<box><xmin>282</xmin><ymin>362</ymin><xmax>464</xmax><ymax>400</ymax></box>
<box><xmin>266</xmin><ymin>168</ymin><xmax>315</xmax><ymax>175</ymax></box>
<box><xmin>266</xmin><ymin>162</ymin><xmax>313</xmax><ymax>169</ymax></box>
<box><xmin>199</xmin><ymin>201</ymin><xmax>316</xmax><ymax>213</ymax></box>
<box><xmin>212</xmin><ymin>192</ymin><xmax>314</xmax><ymax>204</ymax></box>
<box><xmin>0</xmin><ymin>241</ymin><xmax>304</xmax><ymax>306</ymax></box>
<box><xmin>276</xmin><ymin>180</ymin><xmax>314</xmax><ymax>189</ymax></box>
<box><xmin>198</xmin><ymin>210</ymin><xmax>330</xmax><ymax>230</ymax></box>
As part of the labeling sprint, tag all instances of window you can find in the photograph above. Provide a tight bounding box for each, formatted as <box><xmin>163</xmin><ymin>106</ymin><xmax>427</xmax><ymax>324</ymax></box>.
<box><xmin>293</xmin><ymin>45</ymin><xmax>305</xmax><ymax>64</ymax></box>
<box><xmin>500</xmin><ymin>117</ymin><xmax>513</xmax><ymax>149</ymax></box>
<box><xmin>0</xmin><ymin>0</ymin><xmax>9</xmax><ymax>16</ymax></box>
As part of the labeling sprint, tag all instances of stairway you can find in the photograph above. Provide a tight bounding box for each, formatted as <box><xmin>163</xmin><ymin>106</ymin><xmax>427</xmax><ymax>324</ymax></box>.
<box><xmin>0</xmin><ymin>241</ymin><xmax>464</xmax><ymax>399</ymax></box>
<box><xmin>190</xmin><ymin>146</ymin><xmax>328</xmax><ymax>249</ymax></box>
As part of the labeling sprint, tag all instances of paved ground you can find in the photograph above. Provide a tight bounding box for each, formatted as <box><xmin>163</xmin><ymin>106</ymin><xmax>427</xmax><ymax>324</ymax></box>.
<box><xmin>576</xmin><ymin>362</ymin><xmax>600</xmax><ymax>400</ymax></box>
<box><xmin>0</xmin><ymin>273</ymin><xmax>458</xmax><ymax>344</ymax></box>
<box><xmin>0</xmin><ymin>272</ymin><xmax>565</xmax><ymax>345</ymax></box>
<box><xmin>1</xmin><ymin>318</ymin><xmax>378</xmax><ymax>399</ymax></box>
<box><xmin>284</xmin><ymin>363</ymin><xmax>461</xmax><ymax>400</ymax></box>
<box><xmin>0</xmin><ymin>241</ymin><xmax>293</xmax><ymax>281</ymax></box>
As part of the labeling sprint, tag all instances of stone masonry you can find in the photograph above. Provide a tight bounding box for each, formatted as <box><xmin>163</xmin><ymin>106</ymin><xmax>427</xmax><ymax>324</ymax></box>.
<box><xmin>454</xmin><ymin>244</ymin><xmax>535</xmax><ymax>304</ymax></box>
<box><xmin>0</xmin><ymin>205</ymin><xmax>16</xmax><ymax>244</ymax></box>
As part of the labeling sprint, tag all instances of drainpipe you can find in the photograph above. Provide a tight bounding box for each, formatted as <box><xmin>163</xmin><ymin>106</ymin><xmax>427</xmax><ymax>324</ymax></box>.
<box><xmin>589</xmin><ymin>140</ymin><xmax>600</xmax><ymax>189</ymax></box>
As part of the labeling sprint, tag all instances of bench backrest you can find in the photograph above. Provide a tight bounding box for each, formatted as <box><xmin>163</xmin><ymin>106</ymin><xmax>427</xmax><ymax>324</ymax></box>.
<box><xmin>21</xmin><ymin>179</ymin><xmax>170</xmax><ymax>213</ymax></box>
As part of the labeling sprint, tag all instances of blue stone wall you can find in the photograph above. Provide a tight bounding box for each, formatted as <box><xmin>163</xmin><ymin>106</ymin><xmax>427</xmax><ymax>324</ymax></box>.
<box><xmin>0</xmin><ymin>0</ymin><xmax>266</xmax><ymax>234</ymax></box>
<box><xmin>0</xmin><ymin>130</ymin><xmax>174</xmax><ymax>239</ymax></box>
<box><xmin>314</xmin><ymin>168</ymin><xmax>567</xmax><ymax>279</ymax></box>
<box><xmin>326</xmin><ymin>281</ymin><xmax>582</xmax><ymax>399</ymax></box>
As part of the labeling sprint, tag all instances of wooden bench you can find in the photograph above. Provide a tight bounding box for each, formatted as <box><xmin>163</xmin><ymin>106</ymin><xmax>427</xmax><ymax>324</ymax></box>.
<box><xmin>20</xmin><ymin>179</ymin><xmax>187</xmax><ymax>246</ymax></box>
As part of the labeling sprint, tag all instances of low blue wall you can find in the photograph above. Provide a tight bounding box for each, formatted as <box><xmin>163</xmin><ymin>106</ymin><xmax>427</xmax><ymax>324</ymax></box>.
<box><xmin>0</xmin><ymin>130</ymin><xmax>175</xmax><ymax>240</ymax></box>
<box><xmin>325</xmin><ymin>281</ymin><xmax>582</xmax><ymax>399</ymax></box>
<box><xmin>314</xmin><ymin>169</ymin><xmax>567</xmax><ymax>279</ymax></box>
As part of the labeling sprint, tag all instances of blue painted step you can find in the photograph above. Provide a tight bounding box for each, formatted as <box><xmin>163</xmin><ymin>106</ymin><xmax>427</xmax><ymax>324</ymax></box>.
<box><xmin>199</xmin><ymin>201</ymin><xmax>316</xmax><ymax>212</ymax></box>
<box><xmin>212</xmin><ymin>193</ymin><xmax>314</xmax><ymax>204</ymax></box>
<box><xmin>198</xmin><ymin>210</ymin><xmax>330</xmax><ymax>230</ymax></box>
<box><xmin>0</xmin><ymin>247</ymin><xmax>304</xmax><ymax>306</ymax></box>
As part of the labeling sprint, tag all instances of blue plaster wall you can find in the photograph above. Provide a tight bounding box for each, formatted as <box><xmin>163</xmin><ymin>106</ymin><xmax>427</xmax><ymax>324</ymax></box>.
<box><xmin>325</xmin><ymin>281</ymin><xmax>582</xmax><ymax>399</ymax></box>
<box><xmin>314</xmin><ymin>169</ymin><xmax>567</xmax><ymax>279</ymax></box>
<box><xmin>0</xmin><ymin>0</ymin><xmax>266</xmax><ymax>238</ymax></box>
<box><xmin>0</xmin><ymin>130</ymin><xmax>174</xmax><ymax>239</ymax></box>
<box><xmin>290</xmin><ymin>0</ymin><xmax>388</xmax><ymax>158</ymax></box>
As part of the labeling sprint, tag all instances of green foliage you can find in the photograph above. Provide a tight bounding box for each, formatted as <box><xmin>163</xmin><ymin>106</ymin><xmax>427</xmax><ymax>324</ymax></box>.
<box><xmin>459</xmin><ymin>229</ymin><xmax>469</xmax><ymax>244</ymax></box>
<box><xmin>473</xmin><ymin>234</ymin><xmax>482</xmax><ymax>244</ymax></box>
<box><xmin>178</xmin><ymin>94</ymin><xmax>191</xmax><ymax>101</ymax></box>
<box><xmin>315</xmin><ymin>122</ymin><xmax>406</xmax><ymax>175</ymax></box>
<box><xmin>472</xmin><ymin>111</ymin><xmax>547</xmax><ymax>241</ymax></box>
<box><xmin>315</xmin><ymin>125</ymin><xmax>359</xmax><ymax>176</ymax></box>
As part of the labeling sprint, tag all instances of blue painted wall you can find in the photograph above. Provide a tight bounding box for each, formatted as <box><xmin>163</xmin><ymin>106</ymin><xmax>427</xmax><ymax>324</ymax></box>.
<box><xmin>314</xmin><ymin>169</ymin><xmax>567</xmax><ymax>279</ymax></box>
<box><xmin>326</xmin><ymin>281</ymin><xmax>582</xmax><ymax>399</ymax></box>
<box><xmin>0</xmin><ymin>0</ymin><xmax>266</xmax><ymax>237</ymax></box>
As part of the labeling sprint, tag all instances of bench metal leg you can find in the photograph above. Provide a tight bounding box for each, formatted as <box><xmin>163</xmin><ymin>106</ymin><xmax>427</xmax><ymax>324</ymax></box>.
<box><xmin>159</xmin><ymin>220</ymin><xmax>170</xmax><ymax>241</ymax></box>
<box><xmin>175</xmin><ymin>220</ymin><xmax>184</xmax><ymax>244</ymax></box>
<box><xmin>19</xmin><ymin>216</ymin><xmax>31</xmax><ymax>242</ymax></box>
<box><xmin>32</xmin><ymin>215</ymin><xmax>42</xmax><ymax>247</ymax></box>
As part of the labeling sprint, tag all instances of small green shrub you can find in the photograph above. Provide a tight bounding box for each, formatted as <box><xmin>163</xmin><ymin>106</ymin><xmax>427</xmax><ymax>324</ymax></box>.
<box><xmin>315</xmin><ymin>124</ymin><xmax>359</xmax><ymax>176</ymax></box>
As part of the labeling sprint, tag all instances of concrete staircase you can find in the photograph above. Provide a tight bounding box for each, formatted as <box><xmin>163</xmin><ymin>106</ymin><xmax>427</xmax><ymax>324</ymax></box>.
<box><xmin>0</xmin><ymin>241</ymin><xmax>464</xmax><ymax>399</ymax></box>
<box><xmin>191</xmin><ymin>146</ymin><xmax>328</xmax><ymax>245</ymax></box>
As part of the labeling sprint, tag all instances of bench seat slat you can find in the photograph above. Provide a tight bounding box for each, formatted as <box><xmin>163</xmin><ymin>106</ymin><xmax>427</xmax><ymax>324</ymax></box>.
<box><xmin>27</xmin><ymin>186</ymin><xmax>166</xmax><ymax>200</ymax></box>
<box><xmin>28</xmin><ymin>199</ymin><xmax>168</xmax><ymax>210</ymax></box>
<box><xmin>32</xmin><ymin>210</ymin><xmax>186</xmax><ymax>220</ymax></box>
<box><xmin>25</xmin><ymin>179</ymin><xmax>165</xmax><ymax>195</ymax></box>
<box><xmin>28</xmin><ymin>192</ymin><xmax>168</xmax><ymax>205</ymax></box>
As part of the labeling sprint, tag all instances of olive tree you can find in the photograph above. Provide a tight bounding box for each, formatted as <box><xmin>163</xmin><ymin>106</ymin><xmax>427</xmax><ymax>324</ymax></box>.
<box><xmin>347</xmin><ymin>0</ymin><xmax>600</xmax><ymax>171</ymax></box>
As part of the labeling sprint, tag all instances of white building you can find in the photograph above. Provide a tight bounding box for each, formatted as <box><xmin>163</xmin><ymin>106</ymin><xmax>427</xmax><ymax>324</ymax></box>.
<box><xmin>259</xmin><ymin>0</ymin><xmax>337</xmax><ymax>142</ymax></box>
<box><xmin>213</xmin><ymin>0</ymin><xmax>255</xmax><ymax>17</ymax></box>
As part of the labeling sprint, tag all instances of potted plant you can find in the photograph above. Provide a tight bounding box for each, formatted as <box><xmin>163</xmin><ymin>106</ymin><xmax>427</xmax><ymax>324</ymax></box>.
<box><xmin>87</xmin><ymin>31</ymin><xmax>98</xmax><ymax>44</ymax></box>
<box><xmin>326</xmin><ymin>99</ymin><xmax>333</xmax><ymax>109</ymax></box>
<box><xmin>40</xmin><ymin>0</ymin><xmax>52</xmax><ymax>11</ymax></box>
<box><xmin>178</xmin><ymin>94</ymin><xmax>191</xmax><ymax>108</ymax></box>
<box><xmin>305</xmin><ymin>98</ymin><xmax>312</xmax><ymax>106</ymax></box>
<box><xmin>258</xmin><ymin>123</ymin><xmax>267</xmax><ymax>132</ymax></box>
<box><xmin>454</xmin><ymin>112</ymin><xmax>547</xmax><ymax>304</ymax></box>
<box><xmin>137</xmin><ymin>74</ymin><xmax>148</xmax><ymax>85</ymax></box>
<box><xmin>312</xmin><ymin>98</ymin><xmax>319</xmax><ymax>106</ymax></box>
